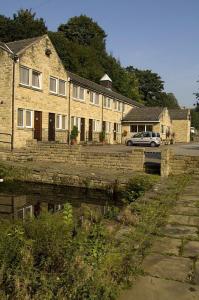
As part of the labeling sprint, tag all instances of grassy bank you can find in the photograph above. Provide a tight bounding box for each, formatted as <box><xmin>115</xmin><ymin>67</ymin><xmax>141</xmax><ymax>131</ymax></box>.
<box><xmin>0</xmin><ymin>174</ymin><xmax>189</xmax><ymax>299</ymax></box>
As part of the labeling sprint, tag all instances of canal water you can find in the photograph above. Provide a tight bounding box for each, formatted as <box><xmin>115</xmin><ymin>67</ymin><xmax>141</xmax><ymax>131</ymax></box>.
<box><xmin>0</xmin><ymin>181</ymin><xmax>121</xmax><ymax>220</ymax></box>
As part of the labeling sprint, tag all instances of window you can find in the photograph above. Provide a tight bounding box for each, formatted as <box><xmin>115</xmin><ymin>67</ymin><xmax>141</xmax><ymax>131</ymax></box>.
<box><xmin>103</xmin><ymin>97</ymin><xmax>111</xmax><ymax>109</ymax></box>
<box><xmin>113</xmin><ymin>100</ymin><xmax>122</xmax><ymax>112</ymax></box>
<box><xmin>90</xmin><ymin>92</ymin><xmax>99</xmax><ymax>105</ymax></box>
<box><xmin>116</xmin><ymin>123</ymin><xmax>121</xmax><ymax>133</ymax></box>
<box><xmin>20</xmin><ymin>66</ymin><xmax>42</xmax><ymax>89</ymax></box>
<box><xmin>93</xmin><ymin>120</ymin><xmax>101</xmax><ymax>132</ymax></box>
<box><xmin>17</xmin><ymin>109</ymin><xmax>24</xmax><ymax>127</ymax></box>
<box><xmin>32</xmin><ymin>70</ymin><xmax>41</xmax><ymax>89</ymax></box>
<box><xmin>143</xmin><ymin>132</ymin><xmax>151</xmax><ymax>137</ymax></box>
<box><xmin>130</xmin><ymin>125</ymin><xmax>137</xmax><ymax>132</ymax></box>
<box><xmin>73</xmin><ymin>85</ymin><xmax>84</xmax><ymax>101</ymax></box>
<box><xmin>105</xmin><ymin>122</ymin><xmax>112</xmax><ymax>133</ymax></box>
<box><xmin>59</xmin><ymin>80</ymin><xmax>66</xmax><ymax>96</ymax></box>
<box><xmin>26</xmin><ymin>110</ymin><xmax>33</xmax><ymax>128</ymax></box>
<box><xmin>71</xmin><ymin>116</ymin><xmax>81</xmax><ymax>131</ymax></box>
<box><xmin>20</xmin><ymin>66</ymin><xmax>29</xmax><ymax>86</ymax></box>
<box><xmin>50</xmin><ymin>77</ymin><xmax>57</xmax><ymax>93</ymax></box>
<box><xmin>146</xmin><ymin>125</ymin><xmax>153</xmax><ymax>131</ymax></box>
<box><xmin>138</xmin><ymin>125</ymin><xmax>145</xmax><ymax>132</ymax></box>
<box><xmin>79</xmin><ymin>87</ymin><xmax>84</xmax><ymax>100</ymax></box>
<box><xmin>56</xmin><ymin>114</ymin><xmax>67</xmax><ymax>130</ymax></box>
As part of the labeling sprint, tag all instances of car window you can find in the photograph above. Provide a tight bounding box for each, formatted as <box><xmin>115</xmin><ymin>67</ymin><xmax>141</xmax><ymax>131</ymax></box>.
<box><xmin>133</xmin><ymin>132</ymin><xmax>143</xmax><ymax>138</ymax></box>
<box><xmin>143</xmin><ymin>132</ymin><xmax>151</xmax><ymax>137</ymax></box>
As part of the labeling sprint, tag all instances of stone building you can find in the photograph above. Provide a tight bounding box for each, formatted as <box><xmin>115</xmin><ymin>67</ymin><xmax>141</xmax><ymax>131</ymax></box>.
<box><xmin>122</xmin><ymin>107</ymin><xmax>172</xmax><ymax>141</ymax></box>
<box><xmin>0</xmin><ymin>35</ymin><xmax>142</xmax><ymax>149</ymax></box>
<box><xmin>169</xmin><ymin>109</ymin><xmax>191</xmax><ymax>143</ymax></box>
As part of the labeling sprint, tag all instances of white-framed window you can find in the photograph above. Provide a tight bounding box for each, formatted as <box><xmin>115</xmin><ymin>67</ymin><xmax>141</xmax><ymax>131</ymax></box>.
<box><xmin>72</xmin><ymin>85</ymin><xmax>85</xmax><ymax>101</ymax></box>
<box><xmin>90</xmin><ymin>92</ymin><xmax>99</xmax><ymax>105</ymax></box>
<box><xmin>59</xmin><ymin>80</ymin><xmax>66</xmax><ymax>96</ymax></box>
<box><xmin>50</xmin><ymin>77</ymin><xmax>66</xmax><ymax>96</ymax></box>
<box><xmin>20</xmin><ymin>66</ymin><xmax>29</xmax><ymax>86</ymax></box>
<box><xmin>17</xmin><ymin>108</ymin><xmax>33</xmax><ymax>128</ymax></box>
<box><xmin>50</xmin><ymin>77</ymin><xmax>57</xmax><ymax>94</ymax></box>
<box><xmin>32</xmin><ymin>70</ymin><xmax>42</xmax><ymax>89</ymax></box>
<box><xmin>20</xmin><ymin>66</ymin><xmax>42</xmax><ymax>89</ymax></box>
<box><xmin>56</xmin><ymin>114</ymin><xmax>67</xmax><ymax>130</ymax></box>
<box><xmin>71</xmin><ymin>116</ymin><xmax>81</xmax><ymax>131</ymax></box>
<box><xmin>103</xmin><ymin>97</ymin><xmax>111</xmax><ymax>109</ymax></box>
<box><xmin>116</xmin><ymin>123</ymin><xmax>121</xmax><ymax>133</ymax></box>
<box><xmin>93</xmin><ymin>120</ymin><xmax>101</xmax><ymax>132</ymax></box>
<box><xmin>105</xmin><ymin>121</ymin><xmax>112</xmax><ymax>133</ymax></box>
<box><xmin>114</xmin><ymin>100</ymin><xmax>122</xmax><ymax>112</ymax></box>
<box><xmin>17</xmin><ymin>108</ymin><xmax>24</xmax><ymax>127</ymax></box>
<box><xmin>26</xmin><ymin>110</ymin><xmax>33</xmax><ymax>128</ymax></box>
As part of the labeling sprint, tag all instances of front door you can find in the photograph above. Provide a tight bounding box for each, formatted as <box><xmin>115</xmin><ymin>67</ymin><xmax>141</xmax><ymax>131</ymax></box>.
<box><xmin>88</xmin><ymin>119</ymin><xmax>93</xmax><ymax>141</ymax></box>
<box><xmin>48</xmin><ymin>113</ymin><xmax>55</xmax><ymax>141</ymax></box>
<box><xmin>80</xmin><ymin>118</ymin><xmax>85</xmax><ymax>142</ymax></box>
<box><xmin>34</xmin><ymin>111</ymin><xmax>42</xmax><ymax>141</ymax></box>
<box><xmin>113</xmin><ymin>123</ymin><xmax>117</xmax><ymax>141</ymax></box>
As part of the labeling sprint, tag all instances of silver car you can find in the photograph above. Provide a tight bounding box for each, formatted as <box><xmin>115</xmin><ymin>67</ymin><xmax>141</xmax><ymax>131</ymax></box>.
<box><xmin>126</xmin><ymin>131</ymin><xmax>161</xmax><ymax>147</ymax></box>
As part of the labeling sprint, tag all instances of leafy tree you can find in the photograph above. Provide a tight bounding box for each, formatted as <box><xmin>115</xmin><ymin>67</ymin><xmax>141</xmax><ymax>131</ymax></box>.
<box><xmin>58</xmin><ymin>15</ymin><xmax>106</xmax><ymax>52</ymax></box>
<box><xmin>191</xmin><ymin>109</ymin><xmax>199</xmax><ymax>129</ymax></box>
<box><xmin>0</xmin><ymin>9</ymin><xmax>47</xmax><ymax>42</ymax></box>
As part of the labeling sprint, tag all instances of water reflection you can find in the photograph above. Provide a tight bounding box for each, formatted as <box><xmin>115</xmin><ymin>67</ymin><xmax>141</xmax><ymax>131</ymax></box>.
<box><xmin>0</xmin><ymin>183</ymin><xmax>120</xmax><ymax>220</ymax></box>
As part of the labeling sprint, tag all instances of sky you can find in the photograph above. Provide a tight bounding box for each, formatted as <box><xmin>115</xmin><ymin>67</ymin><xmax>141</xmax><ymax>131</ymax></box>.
<box><xmin>1</xmin><ymin>0</ymin><xmax>199</xmax><ymax>107</ymax></box>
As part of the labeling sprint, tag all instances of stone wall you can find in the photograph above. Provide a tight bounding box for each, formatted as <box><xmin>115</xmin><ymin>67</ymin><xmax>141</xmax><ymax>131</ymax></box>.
<box><xmin>161</xmin><ymin>149</ymin><xmax>199</xmax><ymax>176</ymax></box>
<box><xmin>172</xmin><ymin>119</ymin><xmax>191</xmax><ymax>143</ymax></box>
<box><xmin>0</xmin><ymin>144</ymin><xmax>145</xmax><ymax>172</ymax></box>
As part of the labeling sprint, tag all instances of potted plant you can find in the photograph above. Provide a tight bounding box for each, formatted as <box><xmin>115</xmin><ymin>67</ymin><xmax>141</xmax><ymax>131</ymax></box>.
<box><xmin>70</xmin><ymin>126</ymin><xmax>78</xmax><ymax>145</ymax></box>
<box><xmin>99</xmin><ymin>131</ymin><xmax>106</xmax><ymax>143</ymax></box>
<box><xmin>122</xmin><ymin>130</ymin><xmax>128</xmax><ymax>137</ymax></box>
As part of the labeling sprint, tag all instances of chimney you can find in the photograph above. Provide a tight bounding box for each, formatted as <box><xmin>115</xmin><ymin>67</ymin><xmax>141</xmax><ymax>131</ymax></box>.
<box><xmin>100</xmin><ymin>74</ymin><xmax>112</xmax><ymax>90</ymax></box>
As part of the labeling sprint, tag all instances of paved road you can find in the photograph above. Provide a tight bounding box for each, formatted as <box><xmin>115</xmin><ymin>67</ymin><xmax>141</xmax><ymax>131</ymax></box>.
<box><xmin>82</xmin><ymin>143</ymin><xmax>199</xmax><ymax>156</ymax></box>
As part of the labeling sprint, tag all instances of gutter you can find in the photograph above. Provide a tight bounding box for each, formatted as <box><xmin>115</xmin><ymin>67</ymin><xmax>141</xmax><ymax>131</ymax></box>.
<box><xmin>11</xmin><ymin>54</ymin><xmax>18</xmax><ymax>151</ymax></box>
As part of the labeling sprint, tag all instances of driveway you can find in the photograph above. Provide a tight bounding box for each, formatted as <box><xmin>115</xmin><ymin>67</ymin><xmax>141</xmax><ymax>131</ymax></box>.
<box><xmin>82</xmin><ymin>143</ymin><xmax>199</xmax><ymax>156</ymax></box>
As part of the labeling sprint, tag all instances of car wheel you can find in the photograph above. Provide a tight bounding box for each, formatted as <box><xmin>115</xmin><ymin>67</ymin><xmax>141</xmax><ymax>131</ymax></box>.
<box><xmin>127</xmin><ymin>140</ymin><xmax>133</xmax><ymax>146</ymax></box>
<box><xmin>150</xmin><ymin>141</ymin><xmax>156</xmax><ymax>147</ymax></box>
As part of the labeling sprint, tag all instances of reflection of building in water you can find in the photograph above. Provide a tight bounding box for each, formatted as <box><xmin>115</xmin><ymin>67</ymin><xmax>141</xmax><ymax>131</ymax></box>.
<box><xmin>0</xmin><ymin>194</ymin><xmax>66</xmax><ymax>220</ymax></box>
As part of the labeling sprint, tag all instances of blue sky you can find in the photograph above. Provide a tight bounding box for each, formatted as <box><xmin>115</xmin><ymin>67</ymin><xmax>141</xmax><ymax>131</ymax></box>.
<box><xmin>1</xmin><ymin>0</ymin><xmax>199</xmax><ymax>107</ymax></box>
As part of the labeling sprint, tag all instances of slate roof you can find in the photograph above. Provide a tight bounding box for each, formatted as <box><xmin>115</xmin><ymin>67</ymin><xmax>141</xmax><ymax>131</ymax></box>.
<box><xmin>169</xmin><ymin>109</ymin><xmax>189</xmax><ymax>120</ymax></box>
<box><xmin>6</xmin><ymin>36</ymin><xmax>42</xmax><ymax>54</ymax></box>
<box><xmin>122</xmin><ymin>107</ymin><xmax>164</xmax><ymax>122</ymax></box>
<box><xmin>68</xmin><ymin>71</ymin><xmax>143</xmax><ymax>108</ymax></box>
<box><xmin>1</xmin><ymin>35</ymin><xmax>142</xmax><ymax>108</ymax></box>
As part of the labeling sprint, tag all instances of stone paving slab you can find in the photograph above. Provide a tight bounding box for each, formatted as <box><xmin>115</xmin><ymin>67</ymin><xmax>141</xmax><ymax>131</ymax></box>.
<box><xmin>142</xmin><ymin>254</ymin><xmax>193</xmax><ymax>282</ymax></box>
<box><xmin>172</xmin><ymin>206</ymin><xmax>199</xmax><ymax>216</ymax></box>
<box><xmin>118</xmin><ymin>276</ymin><xmax>199</xmax><ymax>300</ymax></box>
<box><xmin>183</xmin><ymin>241</ymin><xmax>199</xmax><ymax>258</ymax></box>
<box><xmin>162</xmin><ymin>224</ymin><xmax>199</xmax><ymax>239</ymax></box>
<box><xmin>177</xmin><ymin>200</ymin><xmax>198</xmax><ymax>208</ymax></box>
<box><xmin>168</xmin><ymin>215</ymin><xmax>199</xmax><ymax>226</ymax></box>
<box><xmin>150</xmin><ymin>237</ymin><xmax>181</xmax><ymax>256</ymax></box>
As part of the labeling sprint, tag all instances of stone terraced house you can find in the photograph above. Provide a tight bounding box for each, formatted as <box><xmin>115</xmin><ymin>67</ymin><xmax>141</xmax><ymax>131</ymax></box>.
<box><xmin>0</xmin><ymin>34</ymin><xmax>142</xmax><ymax>149</ymax></box>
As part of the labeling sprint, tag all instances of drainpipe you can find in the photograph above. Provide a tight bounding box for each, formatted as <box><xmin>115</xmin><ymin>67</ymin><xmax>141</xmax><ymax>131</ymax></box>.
<box><xmin>68</xmin><ymin>78</ymin><xmax>71</xmax><ymax>144</ymax></box>
<box><xmin>11</xmin><ymin>54</ymin><xmax>18</xmax><ymax>151</ymax></box>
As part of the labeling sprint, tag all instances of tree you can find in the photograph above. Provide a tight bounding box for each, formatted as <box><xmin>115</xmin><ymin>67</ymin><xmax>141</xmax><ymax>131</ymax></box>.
<box><xmin>58</xmin><ymin>15</ymin><xmax>107</xmax><ymax>52</ymax></box>
<box><xmin>0</xmin><ymin>9</ymin><xmax>47</xmax><ymax>42</ymax></box>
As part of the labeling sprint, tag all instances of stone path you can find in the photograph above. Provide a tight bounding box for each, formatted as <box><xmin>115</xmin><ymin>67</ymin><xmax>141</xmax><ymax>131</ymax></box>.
<box><xmin>118</xmin><ymin>178</ymin><xmax>199</xmax><ymax>300</ymax></box>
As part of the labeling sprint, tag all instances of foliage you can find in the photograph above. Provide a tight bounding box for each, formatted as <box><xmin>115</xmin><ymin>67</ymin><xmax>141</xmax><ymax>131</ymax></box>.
<box><xmin>191</xmin><ymin>109</ymin><xmax>199</xmax><ymax>130</ymax></box>
<box><xmin>70</xmin><ymin>125</ymin><xmax>78</xmax><ymax>140</ymax></box>
<box><xmin>123</xmin><ymin>175</ymin><xmax>158</xmax><ymax>204</ymax></box>
<box><xmin>0</xmin><ymin>175</ymin><xmax>189</xmax><ymax>299</ymax></box>
<box><xmin>0</xmin><ymin>9</ymin><xmax>47</xmax><ymax>42</ymax></box>
<box><xmin>99</xmin><ymin>131</ymin><xmax>106</xmax><ymax>142</ymax></box>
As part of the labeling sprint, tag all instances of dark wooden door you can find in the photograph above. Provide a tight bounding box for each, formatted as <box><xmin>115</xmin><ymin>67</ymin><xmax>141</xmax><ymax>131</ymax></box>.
<box><xmin>34</xmin><ymin>111</ymin><xmax>42</xmax><ymax>141</ymax></box>
<box><xmin>88</xmin><ymin>119</ymin><xmax>93</xmax><ymax>141</ymax></box>
<box><xmin>48</xmin><ymin>113</ymin><xmax>55</xmax><ymax>141</ymax></box>
<box><xmin>114</xmin><ymin>123</ymin><xmax>117</xmax><ymax>141</ymax></box>
<box><xmin>80</xmin><ymin>118</ymin><xmax>85</xmax><ymax>142</ymax></box>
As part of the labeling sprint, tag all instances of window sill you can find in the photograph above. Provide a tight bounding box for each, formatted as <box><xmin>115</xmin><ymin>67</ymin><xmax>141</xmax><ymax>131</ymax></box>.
<box><xmin>103</xmin><ymin>107</ymin><xmax>112</xmax><ymax>111</ymax></box>
<box><xmin>17</xmin><ymin>127</ymin><xmax>33</xmax><ymax>130</ymax></box>
<box><xmin>56</xmin><ymin>129</ymin><xmax>68</xmax><ymax>132</ymax></box>
<box><xmin>19</xmin><ymin>84</ymin><xmax>43</xmax><ymax>92</ymax></box>
<box><xmin>72</xmin><ymin>97</ymin><xmax>85</xmax><ymax>103</ymax></box>
<box><xmin>90</xmin><ymin>103</ymin><xmax>100</xmax><ymax>107</ymax></box>
<box><xmin>49</xmin><ymin>92</ymin><xmax>67</xmax><ymax>99</ymax></box>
